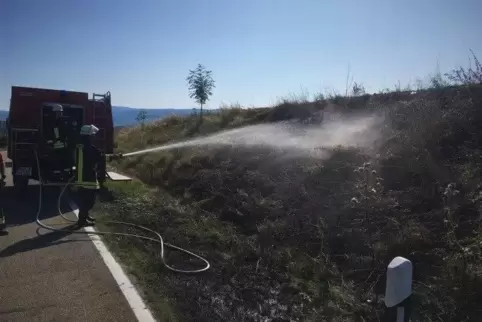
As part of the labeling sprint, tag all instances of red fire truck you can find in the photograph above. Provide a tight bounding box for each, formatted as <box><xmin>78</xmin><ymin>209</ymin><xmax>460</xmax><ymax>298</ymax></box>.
<box><xmin>6</xmin><ymin>86</ymin><xmax>115</xmax><ymax>188</ymax></box>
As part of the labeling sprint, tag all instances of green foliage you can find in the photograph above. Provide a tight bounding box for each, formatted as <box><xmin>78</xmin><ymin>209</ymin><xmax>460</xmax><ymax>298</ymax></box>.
<box><xmin>135</xmin><ymin>109</ymin><xmax>148</xmax><ymax>144</ymax></box>
<box><xmin>186</xmin><ymin>64</ymin><xmax>215</xmax><ymax>119</ymax></box>
<box><xmin>136</xmin><ymin>109</ymin><xmax>147</xmax><ymax>126</ymax></box>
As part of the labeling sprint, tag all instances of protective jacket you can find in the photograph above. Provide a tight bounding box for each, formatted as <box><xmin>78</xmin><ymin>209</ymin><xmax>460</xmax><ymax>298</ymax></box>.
<box><xmin>73</xmin><ymin>139</ymin><xmax>108</xmax><ymax>190</ymax></box>
<box><xmin>47</xmin><ymin>118</ymin><xmax>69</xmax><ymax>149</ymax></box>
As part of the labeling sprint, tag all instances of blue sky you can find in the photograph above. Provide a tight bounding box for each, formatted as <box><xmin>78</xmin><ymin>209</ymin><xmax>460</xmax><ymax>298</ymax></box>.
<box><xmin>1</xmin><ymin>0</ymin><xmax>481</xmax><ymax>109</ymax></box>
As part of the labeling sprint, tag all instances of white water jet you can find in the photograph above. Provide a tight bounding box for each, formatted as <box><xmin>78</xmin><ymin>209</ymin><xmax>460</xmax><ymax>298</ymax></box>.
<box><xmin>123</xmin><ymin>114</ymin><xmax>384</xmax><ymax>158</ymax></box>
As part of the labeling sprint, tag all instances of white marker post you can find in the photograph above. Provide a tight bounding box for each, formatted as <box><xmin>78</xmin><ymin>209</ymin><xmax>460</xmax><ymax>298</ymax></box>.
<box><xmin>385</xmin><ymin>256</ymin><xmax>413</xmax><ymax>322</ymax></box>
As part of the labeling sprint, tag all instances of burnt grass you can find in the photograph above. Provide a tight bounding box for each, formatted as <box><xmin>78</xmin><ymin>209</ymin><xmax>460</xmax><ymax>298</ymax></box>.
<box><xmin>96</xmin><ymin>84</ymin><xmax>482</xmax><ymax>322</ymax></box>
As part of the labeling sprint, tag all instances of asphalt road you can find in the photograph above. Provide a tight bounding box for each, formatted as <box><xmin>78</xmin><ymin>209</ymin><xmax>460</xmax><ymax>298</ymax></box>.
<box><xmin>0</xmin><ymin>151</ymin><xmax>138</xmax><ymax>322</ymax></box>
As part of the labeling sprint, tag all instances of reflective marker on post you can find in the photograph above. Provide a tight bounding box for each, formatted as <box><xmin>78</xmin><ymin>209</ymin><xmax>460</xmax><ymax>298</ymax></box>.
<box><xmin>385</xmin><ymin>256</ymin><xmax>412</xmax><ymax>322</ymax></box>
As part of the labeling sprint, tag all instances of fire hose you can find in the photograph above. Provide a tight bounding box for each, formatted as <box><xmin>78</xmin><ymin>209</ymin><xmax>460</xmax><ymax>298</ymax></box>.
<box><xmin>33</xmin><ymin>150</ymin><xmax>210</xmax><ymax>274</ymax></box>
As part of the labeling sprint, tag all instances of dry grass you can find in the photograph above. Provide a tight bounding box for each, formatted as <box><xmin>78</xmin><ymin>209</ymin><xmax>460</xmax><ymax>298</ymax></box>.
<box><xmin>95</xmin><ymin>71</ymin><xmax>482</xmax><ymax>320</ymax></box>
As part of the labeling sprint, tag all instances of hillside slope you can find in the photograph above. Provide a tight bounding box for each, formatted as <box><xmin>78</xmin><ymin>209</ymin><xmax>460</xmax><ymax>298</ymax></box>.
<box><xmin>92</xmin><ymin>84</ymin><xmax>482</xmax><ymax>322</ymax></box>
<box><xmin>112</xmin><ymin>106</ymin><xmax>194</xmax><ymax>126</ymax></box>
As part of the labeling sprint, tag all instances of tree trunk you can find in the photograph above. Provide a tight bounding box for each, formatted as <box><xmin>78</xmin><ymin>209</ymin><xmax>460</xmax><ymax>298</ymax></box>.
<box><xmin>199</xmin><ymin>103</ymin><xmax>203</xmax><ymax>123</ymax></box>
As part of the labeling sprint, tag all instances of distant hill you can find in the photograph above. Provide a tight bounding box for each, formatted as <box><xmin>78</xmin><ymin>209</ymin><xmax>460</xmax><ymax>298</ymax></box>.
<box><xmin>0</xmin><ymin>106</ymin><xmax>195</xmax><ymax>126</ymax></box>
<box><xmin>112</xmin><ymin>106</ymin><xmax>193</xmax><ymax>127</ymax></box>
<box><xmin>0</xmin><ymin>110</ymin><xmax>7</xmax><ymax>120</ymax></box>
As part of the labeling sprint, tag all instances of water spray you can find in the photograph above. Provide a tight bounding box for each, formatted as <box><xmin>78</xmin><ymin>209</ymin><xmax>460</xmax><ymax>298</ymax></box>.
<box><xmin>122</xmin><ymin>116</ymin><xmax>383</xmax><ymax>157</ymax></box>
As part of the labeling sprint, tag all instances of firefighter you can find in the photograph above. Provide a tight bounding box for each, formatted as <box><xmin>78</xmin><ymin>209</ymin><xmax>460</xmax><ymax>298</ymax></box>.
<box><xmin>47</xmin><ymin>104</ymin><xmax>68</xmax><ymax>148</ymax></box>
<box><xmin>71</xmin><ymin>124</ymin><xmax>122</xmax><ymax>226</ymax></box>
<box><xmin>47</xmin><ymin>104</ymin><xmax>70</xmax><ymax>177</ymax></box>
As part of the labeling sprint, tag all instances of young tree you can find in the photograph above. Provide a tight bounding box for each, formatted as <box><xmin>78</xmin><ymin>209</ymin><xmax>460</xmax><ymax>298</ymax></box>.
<box><xmin>186</xmin><ymin>64</ymin><xmax>215</xmax><ymax>120</ymax></box>
<box><xmin>136</xmin><ymin>109</ymin><xmax>147</xmax><ymax>144</ymax></box>
<box><xmin>136</xmin><ymin>109</ymin><xmax>147</xmax><ymax>127</ymax></box>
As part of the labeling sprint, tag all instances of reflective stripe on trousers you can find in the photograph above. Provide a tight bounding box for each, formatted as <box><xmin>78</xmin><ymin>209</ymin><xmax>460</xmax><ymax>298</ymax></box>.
<box><xmin>71</xmin><ymin>183</ymin><xmax>100</xmax><ymax>190</ymax></box>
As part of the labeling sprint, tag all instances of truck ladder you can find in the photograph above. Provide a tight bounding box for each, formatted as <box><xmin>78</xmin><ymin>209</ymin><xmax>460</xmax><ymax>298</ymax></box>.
<box><xmin>91</xmin><ymin>92</ymin><xmax>111</xmax><ymax>152</ymax></box>
<box><xmin>10</xmin><ymin>127</ymin><xmax>38</xmax><ymax>177</ymax></box>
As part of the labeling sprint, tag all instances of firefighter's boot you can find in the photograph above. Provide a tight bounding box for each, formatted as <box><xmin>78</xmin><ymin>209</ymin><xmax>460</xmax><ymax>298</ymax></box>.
<box><xmin>76</xmin><ymin>220</ymin><xmax>95</xmax><ymax>227</ymax></box>
<box><xmin>77</xmin><ymin>211</ymin><xmax>95</xmax><ymax>227</ymax></box>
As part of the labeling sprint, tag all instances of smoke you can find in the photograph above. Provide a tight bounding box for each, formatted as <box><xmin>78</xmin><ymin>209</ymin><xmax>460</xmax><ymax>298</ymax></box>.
<box><xmin>124</xmin><ymin>113</ymin><xmax>385</xmax><ymax>158</ymax></box>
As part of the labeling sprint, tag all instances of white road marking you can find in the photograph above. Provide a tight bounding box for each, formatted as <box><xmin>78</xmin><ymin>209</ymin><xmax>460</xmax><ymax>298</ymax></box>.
<box><xmin>68</xmin><ymin>200</ymin><xmax>157</xmax><ymax>322</ymax></box>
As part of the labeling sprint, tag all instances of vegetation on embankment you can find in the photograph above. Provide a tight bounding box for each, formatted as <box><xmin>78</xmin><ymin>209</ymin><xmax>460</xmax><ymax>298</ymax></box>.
<box><xmin>96</xmin><ymin>57</ymin><xmax>482</xmax><ymax>322</ymax></box>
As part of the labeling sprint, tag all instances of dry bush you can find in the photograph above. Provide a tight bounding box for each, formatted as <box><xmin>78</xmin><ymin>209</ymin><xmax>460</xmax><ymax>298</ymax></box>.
<box><xmin>445</xmin><ymin>50</ymin><xmax>482</xmax><ymax>85</ymax></box>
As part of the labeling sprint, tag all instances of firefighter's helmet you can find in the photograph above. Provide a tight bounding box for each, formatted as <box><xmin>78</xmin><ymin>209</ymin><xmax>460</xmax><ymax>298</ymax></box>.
<box><xmin>80</xmin><ymin>125</ymin><xmax>100</xmax><ymax>136</ymax></box>
<box><xmin>51</xmin><ymin>104</ymin><xmax>63</xmax><ymax>112</ymax></box>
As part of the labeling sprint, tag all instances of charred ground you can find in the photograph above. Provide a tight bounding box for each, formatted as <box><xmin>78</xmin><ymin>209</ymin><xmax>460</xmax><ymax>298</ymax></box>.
<box><xmin>94</xmin><ymin>76</ymin><xmax>482</xmax><ymax>321</ymax></box>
